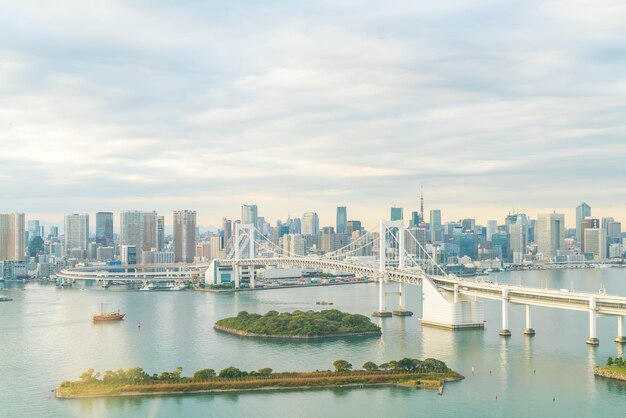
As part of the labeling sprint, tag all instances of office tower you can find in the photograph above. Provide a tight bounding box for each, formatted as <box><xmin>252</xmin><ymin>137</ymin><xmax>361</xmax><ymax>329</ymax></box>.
<box><xmin>584</xmin><ymin>228</ymin><xmax>607</xmax><ymax>260</ymax></box>
<box><xmin>282</xmin><ymin>233</ymin><xmax>305</xmax><ymax>256</ymax></box>
<box><xmin>27</xmin><ymin>220</ymin><xmax>40</xmax><ymax>240</ymax></box>
<box><xmin>461</xmin><ymin>218</ymin><xmax>475</xmax><ymax>232</ymax></box>
<box><xmin>87</xmin><ymin>242</ymin><xmax>98</xmax><ymax>260</ymax></box>
<box><xmin>321</xmin><ymin>226</ymin><xmax>335</xmax><ymax>252</ymax></box>
<box><xmin>576</xmin><ymin>202</ymin><xmax>591</xmax><ymax>244</ymax></box>
<box><xmin>509</xmin><ymin>218</ymin><xmax>528</xmax><ymax>262</ymax></box>
<box><xmin>173</xmin><ymin>210</ymin><xmax>196</xmax><ymax>263</ymax></box>
<box><xmin>96</xmin><ymin>246</ymin><xmax>115</xmax><ymax>261</ymax></box>
<box><xmin>336</xmin><ymin>206</ymin><xmax>347</xmax><ymax>234</ymax></box>
<box><xmin>459</xmin><ymin>232</ymin><xmax>478</xmax><ymax>259</ymax></box>
<box><xmin>301</xmin><ymin>212</ymin><xmax>319</xmax><ymax>235</ymax></box>
<box><xmin>492</xmin><ymin>232</ymin><xmax>510</xmax><ymax>260</ymax></box>
<box><xmin>580</xmin><ymin>217</ymin><xmax>600</xmax><ymax>251</ymax></box>
<box><xmin>390</xmin><ymin>207</ymin><xmax>403</xmax><ymax>222</ymax></box>
<box><xmin>120</xmin><ymin>211</ymin><xmax>145</xmax><ymax>249</ymax></box>
<box><xmin>120</xmin><ymin>245</ymin><xmax>138</xmax><ymax>265</ymax></box>
<box><xmin>143</xmin><ymin>211</ymin><xmax>158</xmax><ymax>251</ymax></box>
<box><xmin>49</xmin><ymin>225</ymin><xmax>59</xmax><ymax>239</ymax></box>
<box><xmin>430</xmin><ymin>209</ymin><xmax>442</xmax><ymax>243</ymax></box>
<box><xmin>536</xmin><ymin>213</ymin><xmax>565</xmax><ymax>259</ymax></box>
<box><xmin>241</xmin><ymin>204</ymin><xmax>258</xmax><ymax>228</ymax></box>
<box><xmin>64</xmin><ymin>214</ymin><xmax>89</xmax><ymax>253</ymax></box>
<box><xmin>292</xmin><ymin>218</ymin><xmax>301</xmax><ymax>234</ymax></box>
<box><xmin>157</xmin><ymin>216</ymin><xmax>165</xmax><ymax>251</ymax></box>
<box><xmin>409</xmin><ymin>211</ymin><xmax>420</xmax><ymax>229</ymax></box>
<box><xmin>0</xmin><ymin>213</ymin><xmax>25</xmax><ymax>261</ymax></box>
<box><xmin>486</xmin><ymin>220</ymin><xmax>498</xmax><ymax>242</ymax></box>
<box><xmin>346</xmin><ymin>220</ymin><xmax>362</xmax><ymax>237</ymax></box>
<box><xmin>222</xmin><ymin>218</ymin><xmax>232</xmax><ymax>243</ymax></box>
<box><xmin>95</xmin><ymin>212</ymin><xmax>114</xmax><ymax>246</ymax></box>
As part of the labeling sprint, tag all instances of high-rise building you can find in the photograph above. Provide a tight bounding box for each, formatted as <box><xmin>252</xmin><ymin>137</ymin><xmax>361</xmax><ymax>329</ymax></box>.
<box><xmin>282</xmin><ymin>233</ymin><xmax>305</xmax><ymax>256</ymax></box>
<box><xmin>346</xmin><ymin>220</ymin><xmax>362</xmax><ymax>237</ymax></box>
<box><xmin>120</xmin><ymin>211</ymin><xmax>160</xmax><ymax>252</ymax></box>
<box><xmin>301</xmin><ymin>212</ymin><xmax>319</xmax><ymax>235</ymax></box>
<box><xmin>580</xmin><ymin>217</ymin><xmax>600</xmax><ymax>252</ymax></box>
<box><xmin>0</xmin><ymin>213</ymin><xmax>25</xmax><ymax>261</ymax></box>
<box><xmin>95</xmin><ymin>212</ymin><xmax>114</xmax><ymax>246</ymax></box>
<box><xmin>321</xmin><ymin>226</ymin><xmax>335</xmax><ymax>252</ymax></box>
<box><xmin>409</xmin><ymin>211</ymin><xmax>420</xmax><ymax>229</ymax></box>
<box><xmin>336</xmin><ymin>206</ymin><xmax>347</xmax><ymax>234</ymax></box>
<box><xmin>27</xmin><ymin>220</ymin><xmax>41</xmax><ymax>240</ymax></box>
<box><xmin>222</xmin><ymin>218</ymin><xmax>232</xmax><ymax>243</ymax></box>
<box><xmin>509</xmin><ymin>215</ymin><xmax>528</xmax><ymax>261</ymax></box>
<box><xmin>49</xmin><ymin>225</ymin><xmax>59</xmax><ymax>239</ymax></box>
<box><xmin>584</xmin><ymin>228</ymin><xmax>607</xmax><ymax>260</ymax></box>
<box><xmin>486</xmin><ymin>220</ymin><xmax>498</xmax><ymax>242</ymax></box>
<box><xmin>390</xmin><ymin>207</ymin><xmax>403</xmax><ymax>222</ymax></box>
<box><xmin>576</xmin><ymin>202</ymin><xmax>591</xmax><ymax>244</ymax></box>
<box><xmin>241</xmin><ymin>204</ymin><xmax>258</xmax><ymax>228</ymax></box>
<box><xmin>64</xmin><ymin>214</ymin><xmax>89</xmax><ymax>254</ymax></box>
<box><xmin>173</xmin><ymin>210</ymin><xmax>196</xmax><ymax>263</ymax></box>
<box><xmin>429</xmin><ymin>209</ymin><xmax>442</xmax><ymax>243</ymax></box>
<box><xmin>143</xmin><ymin>211</ymin><xmax>158</xmax><ymax>251</ymax></box>
<box><xmin>120</xmin><ymin>245</ymin><xmax>138</xmax><ymax>265</ymax></box>
<box><xmin>536</xmin><ymin>213</ymin><xmax>565</xmax><ymax>259</ymax></box>
<box><xmin>157</xmin><ymin>215</ymin><xmax>165</xmax><ymax>251</ymax></box>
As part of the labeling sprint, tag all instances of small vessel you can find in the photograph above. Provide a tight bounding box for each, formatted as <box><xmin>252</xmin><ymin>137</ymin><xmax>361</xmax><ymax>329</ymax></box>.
<box><xmin>316</xmin><ymin>301</ymin><xmax>334</xmax><ymax>305</ymax></box>
<box><xmin>92</xmin><ymin>303</ymin><xmax>125</xmax><ymax>321</ymax></box>
<box><xmin>139</xmin><ymin>282</ymin><xmax>156</xmax><ymax>291</ymax></box>
<box><xmin>0</xmin><ymin>296</ymin><xmax>13</xmax><ymax>302</ymax></box>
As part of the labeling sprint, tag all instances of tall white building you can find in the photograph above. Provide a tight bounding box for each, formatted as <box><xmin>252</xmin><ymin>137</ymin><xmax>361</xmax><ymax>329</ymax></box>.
<box><xmin>301</xmin><ymin>212</ymin><xmax>319</xmax><ymax>235</ymax></box>
<box><xmin>64</xmin><ymin>214</ymin><xmax>89</xmax><ymax>254</ymax></box>
<box><xmin>0</xmin><ymin>213</ymin><xmax>25</xmax><ymax>261</ymax></box>
<box><xmin>486</xmin><ymin>220</ymin><xmax>498</xmax><ymax>242</ymax></box>
<box><xmin>536</xmin><ymin>213</ymin><xmax>565</xmax><ymax>260</ymax></box>
<box><xmin>120</xmin><ymin>210</ymin><xmax>159</xmax><ymax>252</ymax></box>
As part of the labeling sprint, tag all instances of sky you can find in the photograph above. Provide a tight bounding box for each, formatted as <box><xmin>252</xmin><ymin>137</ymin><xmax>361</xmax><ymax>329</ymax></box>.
<box><xmin>1</xmin><ymin>0</ymin><xmax>625</xmax><ymax>229</ymax></box>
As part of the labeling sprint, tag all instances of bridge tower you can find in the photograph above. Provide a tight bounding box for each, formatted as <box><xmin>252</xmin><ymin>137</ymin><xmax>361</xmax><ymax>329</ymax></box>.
<box><xmin>373</xmin><ymin>220</ymin><xmax>405</xmax><ymax>317</ymax></box>
<box><xmin>233</xmin><ymin>223</ymin><xmax>256</xmax><ymax>289</ymax></box>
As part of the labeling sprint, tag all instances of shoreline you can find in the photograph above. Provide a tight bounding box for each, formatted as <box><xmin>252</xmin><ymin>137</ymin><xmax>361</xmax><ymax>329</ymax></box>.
<box><xmin>594</xmin><ymin>367</ymin><xmax>626</xmax><ymax>382</ymax></box>
<box><xmin>213</xmin><ymin>323</ymin><xmax>382</xmax><ymax>339</ymax></box>
<box><xmin>55</xmin><ymin>375</ymin><xmax>463</xmax><ymax>400</ymax></box>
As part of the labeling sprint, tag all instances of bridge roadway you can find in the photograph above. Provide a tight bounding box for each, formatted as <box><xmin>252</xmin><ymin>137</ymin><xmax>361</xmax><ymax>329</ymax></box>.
<box><xmin>58</xmin><ymin>257</ymin><xmax>626</xmax><ymax>315</ymax></box>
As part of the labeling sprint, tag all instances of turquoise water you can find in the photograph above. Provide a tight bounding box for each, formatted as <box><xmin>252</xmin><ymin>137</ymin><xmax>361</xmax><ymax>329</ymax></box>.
<box><xmin>1</xmin><ymin>269</ymin><xmax>626</xmax><ymax>417</ymax></box>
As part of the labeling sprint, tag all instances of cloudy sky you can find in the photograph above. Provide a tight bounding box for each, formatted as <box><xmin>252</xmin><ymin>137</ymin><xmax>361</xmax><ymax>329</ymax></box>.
<box><xmin>1</xmin><ymin>0</ymin><xmax>625</xmax><ymax>229</ymax></box>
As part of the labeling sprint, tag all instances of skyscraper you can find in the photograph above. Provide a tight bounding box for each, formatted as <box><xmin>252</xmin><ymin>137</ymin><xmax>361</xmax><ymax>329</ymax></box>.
<box><xmin>301</xmin><ymin>212</ymin><xmax>319</xmax><ymax>235</ymax></box>
<box><xmin>222</xmin><ymin>218</ymin><xmax>232</xmax><ymax>243</ymax></box>
<box><xmin>173</xmin><ymin>210</ymin><xmax>196</xmax><ymax>263</ymax></box>
<box><xmin>336</xmin><ymin>206</ymin><xmax>347</xmax><ymax>234</ymax></box>
<box><xmin>509</xmin><ymin>215</ymin><xmax>528</xmax><ymax>262</ymax></box>
<box><xmin>536</xmin><ymin>213</ymin><xmax>565</xmax><ymax>259</ymax></box>
<box><xmin>409</xmin><ymin>211</ymin><xmax>420</xmax><ymax>229</ymax></box>
<box><xmin>95</xmin><ymin>212</ymin><xmax>114</xmax><ymax>246</ymax></box>
<box><xmin>241</xmin><ymin>204</ymin><xmax>258</xmax><ymax>228</ymax></box>
<box><xmin>120</xmin><ymin>211</ymin><xmax>160</xmax><ymax>252</ymax></box>
<box><xmin>157</xmin><ymin>216</ymin><xmax>165</xmax><ymax>251</ymax></box>
<box><xmin>429</xmin><ymin>209</ymin><xmax>442</xmax><ymax>243</ymax></box>
<box><xmin>576</xmin><ymin>203</ymin><xmax>591</xmax><ymax>244</ymax></box>
<box><xmin>0</xmin><ymin>213</ymin><xmax>25</xmax><ymax>261</ymax></box>
<box><xmin>390</xmin><ymin>207</ymin><xmax>403</xmax><ymax>222</ymax></box>
<box><xmin>64</xmin><ymin>214</ymin><xmax>89</xmax><ymax>254</ymax></box>
<box><xmin>580</xmin><ymin>217</ymin><xmax>599</xmax><ymax>252</ymax></box>
<box><xmin>486</xmin><ymin>220</ymin><xmax>498</xmax><ymax>242</ymax></box>
<box><xmin>27</xmin><ymin>220</ymin><xmax>40</xmax><ymax>240</ymax></box>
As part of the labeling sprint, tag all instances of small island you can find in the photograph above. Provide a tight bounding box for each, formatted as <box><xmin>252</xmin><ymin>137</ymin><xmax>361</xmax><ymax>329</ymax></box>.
<box><xmin>55</xmin><ymin>358</ymin><xmax>463</xmax><ymax>399</ymax></box>
<box><xmin>214</xmin><ymin>309</ymin><xmax>382</xmax><ymax>339</ymax></box>
<box><xmin>595</xmin><ymin>356</ymin><xmax>626</xmax><ymax>381</ymax></box>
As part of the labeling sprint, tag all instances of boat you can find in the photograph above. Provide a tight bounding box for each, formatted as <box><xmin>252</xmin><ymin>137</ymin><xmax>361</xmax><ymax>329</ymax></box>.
<box><xmin>0</xmin><ymin>296</ymin><xmax>13</xmax><ymax>302</ymax></box>
<box><xmin>92</xmin><ymin>303</ymin><xmax>125</xmax><ymax>321</ymax></box>
<box><xmin>139</xmin><ymin>282</ymin><xmax>156</xmax><ymax>291</ymax></box>
<box><xmin>316</xmin><ymin>301</ymin><xmax>334</xmax><ymax>305</ymax></box>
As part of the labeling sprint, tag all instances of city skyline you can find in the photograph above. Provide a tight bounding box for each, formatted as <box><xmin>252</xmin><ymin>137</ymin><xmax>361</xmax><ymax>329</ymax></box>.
<box><xmin>1</xmin><ymin>2</ymin><xmax>626</xmax><ymax>226</ymax></box>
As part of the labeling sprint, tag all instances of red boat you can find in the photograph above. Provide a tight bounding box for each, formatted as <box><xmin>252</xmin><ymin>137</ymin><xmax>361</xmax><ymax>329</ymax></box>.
<box><xmin>92</xmin><ymin>303</ymin><xmax>125</xmax><ymax>322</ymax></box>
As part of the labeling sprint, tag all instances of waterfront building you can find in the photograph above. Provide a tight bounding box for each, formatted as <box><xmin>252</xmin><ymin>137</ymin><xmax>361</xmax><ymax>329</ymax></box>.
<box><xmin>336</xmin><ymin>206</ymin><xmax>347</xmax><ymax>234</ymax></box>
<box><xmin>241</xmin><ymin>204</ymin><xmax>258</xmax><ymax>228</ymax></box>
<box><xmin>173</xmin><ymin>210</ymin><xmax>196</xmax><ymax>263</ymax></box>
<box><xmin>143</xmin><ymin>249</ymin><xmax>175</xmax><ymax>264</ymax></box>
<box><xmin>120</xmin><ymin>245</ymin><xmax>137</xmax><ymax>265</ymax></box>
<box><xmin>301</xmin><ymin>212</ymin><xmax>319</xmax><ymax>236</ymax></box>
<box><xmin>96</xmin><ymin>246</ymin><xmax>115</xmax><ymax>261</ymax></box>
<box><xmin>64</xmin><ymin>214</ymin><xmax>89</xmax><ymax>255</ymax></box>
<box><xmin>576</xmin><ymin>202</ymin><xmax>591</xmax><ymax>244</ymax></box>
<box><xmin>430</xmin><ymin>209</ymin><xmax>442</xmax><ymax>243</ymax></box>
<box><xmin>390</xmin><ymin>207</ymin><xmax>403</xmax><ymax>222</ymax></box>
<box><xmin>492</xmin><ymin>232</ymin><xmax>510</xmax><ymax>261</ymax></box>
<box><xmin>609</xmin><ymin>243</ymin><xmax>623</xmax><ymax>259</ymax></box>
<box><xmin>580</xmin><ymin>217</ymin><xmax>600</xmax><ymax>251</ymax></box>
<box><xmin>536</xmin><ymin>213</ymin><xmax>565</xmax><ymax>259</ymax></box>
<box><xmin>95</xmin><ymin>212</ymin><xmax>114</xmax><ymax>246</ymax></box>
<box><xmin>0</xmin><ymin>213</ymin><xmax>25</xmax><ymax>261</ymax></box>
<box><xmin>509</xmin><ymin>215</ymin><xmax>528</xmax><ymax>262</ymax></box>
<box><xmin>157</xmin><ymin>215</ymin><xmax>165</xmax><ymax>251</ymax></box>
<box><xmin>584</xmin><ymin>228</ymin><xmax>607</xmax><ymax>260</ymax></box>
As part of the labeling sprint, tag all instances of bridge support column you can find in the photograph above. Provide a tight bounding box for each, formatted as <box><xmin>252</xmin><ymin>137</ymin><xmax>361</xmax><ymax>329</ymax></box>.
<box><xmin>373</xmin><ymin>277</ymin><xmax>392</xmax><ymax>317</ymax></box>
<box><xmin>523</xmin><ymin>305</ymin><xmax>535</xmax><ymax>335</ymax></box>
<box><xmin>499</xmin><ymin>288</ymin><xmax>511</xmax><ymax>337</ymax></box>
<box><xmin>393</xmin><ymin>282</ymin><xmax>413</xmax><ymax>316</ymax></box>
<box><xmin>233</xmin><ymin>264</ymin><xmax>240</xmax><ymax>289</ymax></box>
<box><xmin>615</xmin><ymin>316</ymin><xmax>626</xmax><ymax>343</ymax></box>
<box><xmin>249</xmin><ymin>266</ymin><xmax>255</xmax><ymax>289</ymax></box>
<box><xmin>586</xmin><ymin>296</ymin><xmax>599</xmax><ymax>345</ymax></box>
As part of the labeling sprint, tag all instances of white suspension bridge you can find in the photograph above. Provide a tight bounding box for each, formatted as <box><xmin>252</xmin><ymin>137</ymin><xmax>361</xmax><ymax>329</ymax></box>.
<box><xmin>58</xmin><ymin>220</ymin><xmax>626</xmax><ymax>346</ymax></box>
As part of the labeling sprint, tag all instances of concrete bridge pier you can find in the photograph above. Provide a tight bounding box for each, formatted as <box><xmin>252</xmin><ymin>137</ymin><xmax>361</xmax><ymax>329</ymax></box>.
<box><xmin>249</xmin><ymin>266</ymin><xmax>255</xmax><ymax>289</ymax></box>
<box><xmin>233</xmin><ymin>264</ymin><xmax>240</xmax><ymax>289</ymax></box>
<box><xmin>393</xmin><ymin>282</ymin><xmax>413</xmax><ymax>316</ymax></box>
<box><xmin>586</xmin><ymin>296</ymin><xmax>599</xmax><ymax>345</ymax></box>
<box><xmin>523</xmin><ymin>305</ymin><xmax>535</xmax><ymax>336</ymax></box>
<box><xmin>372</xmin><ymin>277</ymin><xmax>392</xmax><ymax>317</ymax></box>
<box><xmin>499</xmin><ymin>288</ymin><xmax>511</xmax><ymax>337</ymax></box>
<box><xmin>615</xmin><ymin>316</ymin><xmax>626</xmax><ymax>343</ymax></box>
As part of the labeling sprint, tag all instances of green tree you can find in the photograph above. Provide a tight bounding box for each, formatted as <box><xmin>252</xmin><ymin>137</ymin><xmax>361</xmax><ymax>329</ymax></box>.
<box><xmin>193</xmin><ymin>369</ymin><xmax>216</xmax><ymax>380</ymax></box>
<box><xmin>219</xmin><ymin>367</ymin><xmax>246</xmax><ymax>379</ymax></box>
<box><xmin>607</xmin><ymin>357</ymin><xmax>614</xmax><ymax>366</ymax></box>
<box><xmin>333</xmin><ymin>360</ymin><xmax>352</xmax><ymax>373</ymax></box>
<box><xmin>172</xmin><ymin>366</ymin><xmax>183</xmax><ymax>380</ymax></box>
<box><xmin>79</xmin><ymin>369</ymin><xmax>97</xmax><ymax>382</ymax></box>
<box><xmin>378</xmin><ymin>363</ymin><xmax>390</xmax><ymax>371</ymax></box>
<box><xmin>362</xmin><ymin>362</ymin><xmax>378</xmax><ymax>371</ymax></box>
<box><xmin>258</xmin><ymin>368</ymin><xmax>273</xmax><ymax>376</ymax></box>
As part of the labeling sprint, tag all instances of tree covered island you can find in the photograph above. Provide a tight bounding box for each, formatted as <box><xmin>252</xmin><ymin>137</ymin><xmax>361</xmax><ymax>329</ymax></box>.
<box><xmin>214</xmin><ymin>309</ymin><xmax>382</xmax><ymax>339</ymax></box>
<box><xmin>55</xmin><ymin>358</ymin><xmax>463</xmax><ymax>399</ymax></box>
<box><xmin>595</xmin><ymin>356</ymin><xmax>626</xmax><ymax>381</ymax></box>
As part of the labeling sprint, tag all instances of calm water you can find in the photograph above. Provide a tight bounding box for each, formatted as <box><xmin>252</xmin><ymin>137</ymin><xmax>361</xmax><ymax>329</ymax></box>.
<box><xmin>2</xmin><ymin>269</ymin><xmax>626</xmax><ymax>418</ymax></box>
